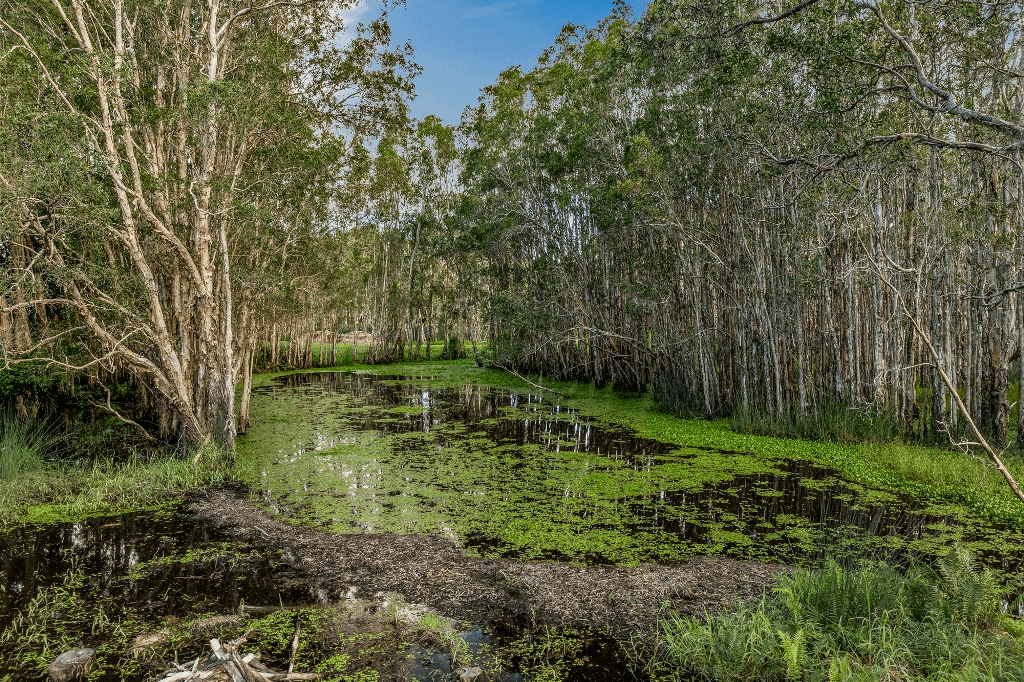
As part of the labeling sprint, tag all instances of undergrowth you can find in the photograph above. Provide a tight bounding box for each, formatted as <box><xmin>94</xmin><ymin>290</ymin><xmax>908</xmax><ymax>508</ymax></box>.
<box><xmin>0</xmin><ymin>442</ymin><xmax>232</xmax><ymax>527</ymax></box>
<box><xmin>641</xmin><ymin>546</ymin><xmax>1024</xmax><ymax>681</ymax></box>
<box><xmin>729</xmin><ymin>401</ymin><xmax>903</xmax><ymax>444</ymax></box>
<box><xmin>0</xmin><ymin>408</ymin><xmax>61</xmax><ymax>480</ymax></box>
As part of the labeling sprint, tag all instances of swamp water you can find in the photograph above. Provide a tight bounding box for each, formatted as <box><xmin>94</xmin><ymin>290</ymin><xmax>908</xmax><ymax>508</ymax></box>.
<box><xmin>5</xmin><ymin>369</ymin><xmax>1024</xmax><ymax>681</ymax></box>
<box><xmin>240</xmin><ymin>371</ymin><xmax>1024</xmax><ymax>571</ymax></box>
<box><xmin>0</xmin><ymin>509</ymin><xmax>625</xmax><ymax>682</ymax></box>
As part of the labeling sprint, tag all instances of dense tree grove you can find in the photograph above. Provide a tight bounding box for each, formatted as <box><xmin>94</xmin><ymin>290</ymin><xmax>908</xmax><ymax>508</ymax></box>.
<box><xmin>462</xmin><ymin>0</ymin><xmax>1024</xmax><ymax>447</ymax></box>
<box><xmin>0</xmin><ymin>0</ymin><xmax>415</xmax><ymax>443</ymax></box>
<box><xmin>2</xmin><ymin>0</ymin><xmax>1023</xmax><ymax>451</ymax></box>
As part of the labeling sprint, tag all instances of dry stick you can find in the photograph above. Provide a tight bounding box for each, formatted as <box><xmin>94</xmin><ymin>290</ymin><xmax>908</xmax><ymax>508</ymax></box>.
<box><xmin>229</xmin><ymin>649</ymin><xmax>260</xmax><ymax>682</ymax></box>
<box><xmin>287</xmin><ymin>621</ymin><xmax>301</xmax><ymax>675</ymax></box>
<box><xmin>492</xmin><ymin>361</ymin><xmax>570</xmax><ymax>399</ymax></box>
<box><xmin>229</xmin><ymin>629</ymin><xmax>255</xmax><ymax>647</ymax></box>
<box><xmin>868</xmin><ymin>250</ymin><xmax>1024</xmax><ymax>503</ymax></box>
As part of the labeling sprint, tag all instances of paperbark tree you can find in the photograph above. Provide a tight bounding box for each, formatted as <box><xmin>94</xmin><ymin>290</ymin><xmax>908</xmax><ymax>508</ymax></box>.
<box><xmin>0</xmin><ymin>0</ymin><xmax>415</xmax><ymax>447</ymax></box>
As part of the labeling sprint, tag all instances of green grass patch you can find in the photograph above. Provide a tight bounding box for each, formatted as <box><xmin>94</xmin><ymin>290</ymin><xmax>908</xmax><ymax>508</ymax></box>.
<box><xmin>640</xmin><ymin>547</ymin><xmax>1024</xmax><ymax>681</ymax></box>
<box><xmin>0</xmin><ymin>408</ymin><xmax>60</xmax><ymax>479</ymax></box>
<box><xmin>0</xmin><ymin>444</ymin><xmax>232</xmax><ymax>528</ymax></box>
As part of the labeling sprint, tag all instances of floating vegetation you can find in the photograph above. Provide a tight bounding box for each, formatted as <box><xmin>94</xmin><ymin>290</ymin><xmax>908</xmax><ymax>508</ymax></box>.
<box><xmin>237</xmin><ymin>371</ymin><xmax>1024</xmax><ymax>585</ymax></box>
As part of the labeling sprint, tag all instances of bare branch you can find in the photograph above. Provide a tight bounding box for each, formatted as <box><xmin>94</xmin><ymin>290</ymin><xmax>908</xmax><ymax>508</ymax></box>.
<box><xmin>864</xmin><ymin>2</ymin><xmax>1024</xmax><ymax>140</ymax></box>
<box><xmin>94</xmin><ymin>387</ymin><xmax>157</xmax><ymax>442</ymax></box>
<box><xmin>727</xmin><ymin>0</ymin><xmax>824</xmax><ymax>33</ymax></box>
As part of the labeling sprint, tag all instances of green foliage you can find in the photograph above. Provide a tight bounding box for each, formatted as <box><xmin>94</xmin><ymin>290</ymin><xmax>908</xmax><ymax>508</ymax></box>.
<box><xmin>0</xmin><ymin>408</ymin><xmax>60</xmax><ymax>479</ymax></box>
<box><xmin>0</xmin><ymin>364</ymin><xmax>65</xmax><ymax>404</ymax></box>
<box><xmin>440</xmin><ymin>336</ymin><xmax>468</xmax><ymax>360</ymax></box>
<box><xmin>647</xmin><ymin>548</ymin><xmax>1021</xmax><ymax>682</ymax></box>
<box><xmin>729</xmin><ymin>401</ymin><xmax>904</xmax><ymax>444</ymax></box>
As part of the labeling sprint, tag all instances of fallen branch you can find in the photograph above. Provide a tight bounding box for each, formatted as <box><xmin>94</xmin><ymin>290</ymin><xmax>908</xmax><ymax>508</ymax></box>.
<box><xmin>287</xmin><ymin>622</ymin><xmax>301</xmax><ymax>675</ymax></box>
<box><xmin>864</xmin><ymin>242</ymin><xmax>1024</xmax><ymax>504</ymax></box>
<box><xmin>94</xmin><ymin>387</ymin><xmax>157</xmax><ymax>443</ymax></box>
<box><xmin>492</xmin><ymin>362</ymin><xmax>570</xmax><ymax>399</ymax></box>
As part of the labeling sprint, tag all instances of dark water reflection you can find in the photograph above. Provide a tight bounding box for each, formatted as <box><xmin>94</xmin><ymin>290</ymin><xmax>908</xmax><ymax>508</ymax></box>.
<box><xmin>0</xmin><ymin>508</ymin><xmax>294</xmax><ymax>633</ymax></box>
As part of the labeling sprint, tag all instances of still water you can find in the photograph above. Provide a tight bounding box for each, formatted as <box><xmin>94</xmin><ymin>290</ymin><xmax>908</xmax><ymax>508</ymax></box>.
<box><xmin>241</xmin><ymin>372</ymin><xmax>1023</xmax><ymax>570</ymax></box>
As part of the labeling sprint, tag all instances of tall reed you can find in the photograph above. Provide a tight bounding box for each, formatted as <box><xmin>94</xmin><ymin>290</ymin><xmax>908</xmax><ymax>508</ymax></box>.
<box><xmin>730</xmin><ymin>401</ymin><xmax>903</xmax><ymax>444</ymax></box>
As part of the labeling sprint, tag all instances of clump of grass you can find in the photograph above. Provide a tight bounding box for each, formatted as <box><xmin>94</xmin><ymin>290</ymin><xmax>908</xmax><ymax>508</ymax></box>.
<box><xmin>858</xmin><ymin>441</ymin><xmax>1024</xmax><ymax>509</ymax></box>
<box><xmin>0</xmin><ymin>408</ymin><xmax>61</xmax><ymax>479</ymax></box>
<box><xmin>0</xmin><ymin>442</ymin><xmax>233</xmax><ymax>527</ymax></box>
<box><xmin>730</xmin><ymin>401</ymin><xmax>903</xmax><ymax>444</ymax></box>
<box><xmin>644</xmin><ymin>547</ymin><xmax>1024</xmax><ymax>681</ymax></box>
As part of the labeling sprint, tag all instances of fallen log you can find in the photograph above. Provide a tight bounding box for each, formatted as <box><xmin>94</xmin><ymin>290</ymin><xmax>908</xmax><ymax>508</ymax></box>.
<box><xmin>239</xmin><ymin>605</ymin><xmax>301</xmax><ymax>614</ymax></box>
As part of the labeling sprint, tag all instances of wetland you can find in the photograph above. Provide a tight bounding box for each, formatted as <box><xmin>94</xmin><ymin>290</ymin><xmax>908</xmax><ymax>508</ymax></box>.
<box><xmin>5</xmin><ymin>362</ymin><xmax>1024</xmax><ymax>681</ymax></box>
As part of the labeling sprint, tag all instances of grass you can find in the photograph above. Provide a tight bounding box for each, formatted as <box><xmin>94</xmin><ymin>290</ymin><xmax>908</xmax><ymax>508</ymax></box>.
<box><xmin>0</xmin><ymin>408</ymin><xmax>60</xmax><ymax>479</ymax></box>
<box><xmin>641</xmin><ymin>546</ymin><xmax>1024</xmax><ymax>681</ymax></box>
<box><xmin>0</xmin><ymin>442</ymin><xmax>232</xmax><ymax>528</ymax></box>
<box><xmin>859</xmin><ymin>441</ymin><xmax>1015</xmax><ymax>504</ymax></box>
<box><xmin>729</xmin><ymin>401</ymin><xmax>903</xmax><ymax>444</ymax></box>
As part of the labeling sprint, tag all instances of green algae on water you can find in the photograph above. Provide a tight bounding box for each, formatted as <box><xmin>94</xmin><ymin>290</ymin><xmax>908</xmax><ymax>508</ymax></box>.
<box><xmin>237</xmin><ymin>369</ymin><xmax>1024</xmax><ymax>573</ymax></box>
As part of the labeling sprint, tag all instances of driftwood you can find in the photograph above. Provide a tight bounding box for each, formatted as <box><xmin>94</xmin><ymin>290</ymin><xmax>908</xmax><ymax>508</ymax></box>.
<box><xmin>239</xmin><ymin>605</ymin><xmax>301</xmax><ymax>614</ymax></box>
<box><xmin>491</xmin><ymin>361</ymin><xmax>570</xmax><ymax>399</ymax></box>
<box><xmin>153</xmin><ymin>638</ymin><xmax>321</xmax><ymax>682</ymax></box>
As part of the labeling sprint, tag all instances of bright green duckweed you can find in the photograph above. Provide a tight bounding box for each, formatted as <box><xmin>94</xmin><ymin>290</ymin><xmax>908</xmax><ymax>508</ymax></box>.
<box><xmin>238</xmin><ymin>365</ymin><xmax>1024</xmax><ymax>569</ymax></box>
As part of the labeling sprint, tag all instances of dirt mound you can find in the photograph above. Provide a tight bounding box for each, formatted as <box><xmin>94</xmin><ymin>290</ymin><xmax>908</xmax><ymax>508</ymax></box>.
<box><xmin>188</xmin><ymin>487</ymin><xmax>787</xmax><ymax>638</ymax></box>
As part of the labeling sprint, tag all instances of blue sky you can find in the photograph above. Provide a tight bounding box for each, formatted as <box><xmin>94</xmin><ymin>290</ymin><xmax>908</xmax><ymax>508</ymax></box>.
<box><xmin>345</xmin><ymin>0</ymin><xmax>641</xmax><ymax>126</ymax></box>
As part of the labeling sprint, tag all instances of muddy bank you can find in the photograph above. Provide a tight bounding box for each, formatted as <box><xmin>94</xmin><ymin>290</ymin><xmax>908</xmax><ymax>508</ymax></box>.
<box><xmin>189</xmin><ymin>486</ymin><xmax>787</xmax><ymax>638</ymax></box>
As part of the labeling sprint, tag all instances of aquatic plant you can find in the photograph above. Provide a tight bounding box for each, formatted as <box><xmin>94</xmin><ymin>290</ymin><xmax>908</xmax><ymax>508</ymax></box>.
<box><xmin>0</xmin><ymin>408</ymin><xmax>59</xmax><ymax>480</ymax></box>
<box><xmin>645</xmin><ymin>547</ymin><xmax>1023</xmax><ymax>682</ymax></box>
